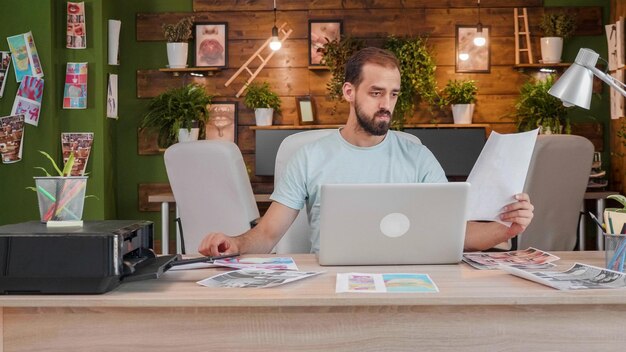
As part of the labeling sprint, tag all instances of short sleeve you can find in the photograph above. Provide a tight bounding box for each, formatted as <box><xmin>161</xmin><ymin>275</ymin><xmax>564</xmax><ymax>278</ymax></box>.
<box><xmin>270</xmin><ymin>148</ymin><xmax>309</xmax><ymax>210</ymax></box>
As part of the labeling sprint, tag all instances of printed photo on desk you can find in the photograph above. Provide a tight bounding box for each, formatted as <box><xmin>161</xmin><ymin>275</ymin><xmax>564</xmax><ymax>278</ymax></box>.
<box><xmin>206</xmin><ymin>101</ymin><xmax>237</xmax><ymax>143</ymax></box>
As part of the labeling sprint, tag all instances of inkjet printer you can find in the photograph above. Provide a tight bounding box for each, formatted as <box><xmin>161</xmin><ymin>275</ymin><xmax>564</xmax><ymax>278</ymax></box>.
<box><xmin>0</xmin><ymin>220</ymin><xmax>178</xmax><ymax>294</ymax></box>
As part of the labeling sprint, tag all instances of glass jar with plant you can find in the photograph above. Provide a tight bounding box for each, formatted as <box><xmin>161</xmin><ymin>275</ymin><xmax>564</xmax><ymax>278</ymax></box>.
<box><xmin>515</xmin><ymin>74</ymin><xmax>571</xmax><ymax>134</ymax></box>
<box><xmin>384</xmin><ymin>36</ymin><xmax>439</xmax><ymax>129</ymax></box>
<box><xmin>440</xmin><ymin>79</ymin><xmax>478</xmax><ymax>124</ymax></box>
<box><xmin>243</xmin><ymin>82</ymin><xmax>282</xmax><ymax>126</ymax></box>
<box><xmin>140</xmin><ymin>83</ymin><xmax>212</xmax><ymax>148</ymax></box>
<box><xmin>539</xmin><ymin>12</ymin><xmax>577</xmax><ymax>64</ymax></box>
<box><xmin>162</xmin><ymin>16</ymin><xmax>194</xmax><ymax>68</ymax></box>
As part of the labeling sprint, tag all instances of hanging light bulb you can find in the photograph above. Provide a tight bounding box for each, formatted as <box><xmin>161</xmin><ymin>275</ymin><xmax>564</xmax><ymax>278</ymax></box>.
<box><xmin>473</xmin><ymin>0</ymin><xmax>486</xmax><ymax>47</ymax></box>
<box><xmin>269</xmin><ymin>0</ymin><xmax>282</xmax><ymax>51</ymax></box>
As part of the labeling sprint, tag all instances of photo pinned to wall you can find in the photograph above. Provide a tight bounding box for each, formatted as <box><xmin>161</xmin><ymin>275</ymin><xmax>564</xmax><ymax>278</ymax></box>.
<box><xmin>205</xmin><ymin>101</ymin><xmax>237</xmax><ymax>143</ymax></box>
<box><xmin>0</xmin><ymin>115</ymin><xmax>25</xmax><ymax>164</ymax></box>
<box><xmin>66</xmin><ymin>2</ymin><xmax>86</xmax><ymax>49</ymax></box>
<box><xmin>309</xmin><ymin>20</ymin><xmax>342</xmax><ymax>66</ymax></box>
<box><xmin>107</xmin><ymin>74</ymin><xmax>118</xmax><ymax>119</ymax></box>
<box><xmin>194</xmin><ymin>22</ymin><xmax>228</xmax><ymax>68</ymax></box>
<box><xmin>108</xmin><ymin>19</ymin><xmax>121</xmax><ymax>65</ymax></box>
<box><xmin>11</xmin><ymin>75</ymin><xmax>44</xmax><ymax>126</ymax></box>
<box><xmin>63</xmin><ymin>62</ymin><xmax>88</xmax><ymax>109</ymax></box>
<box><xmin>455</xmin><ymin>25</ymin><xmax>490</xmax><ymax>73</ymax></box>
<box><xmin>295</xmin><ymin>96</ymin><xmax>316</xmax><ymax>125</ymax></box>
<box><xmin>7</xmin><ymin>31</ymin><xmax>44</xmax><ymax>82</ymax></box>
<box><xmin>0</xmin><ymin>52</ymin><xmax>11</xmax><ymax>98</ymax></box>
<box><xmin>611</xmin><ymin>70</ymin><xmax>625</xmax><ymax>120</ymax></box>
<box><xmin>61</xmin><ymin>132</ymin><xmax>93</xmax><ymax>176</ymax></box>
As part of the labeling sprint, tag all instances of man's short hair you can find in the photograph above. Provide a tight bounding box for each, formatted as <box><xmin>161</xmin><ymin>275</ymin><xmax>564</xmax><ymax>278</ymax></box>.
<box><xmin>344</xmin><ymin>47</ymin><xmax>400</xmax><ymax>88</ymax></box>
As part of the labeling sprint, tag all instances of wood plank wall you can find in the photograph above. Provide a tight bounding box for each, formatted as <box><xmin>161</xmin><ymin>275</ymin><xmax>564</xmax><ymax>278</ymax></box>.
<box><xmin>136</xmin><ymin>0</ymin><xmax>604</xmax><ymax>206</ymax></box>
<box><xmin>611</xmin><ymin>0</ymin><xmax>626</xmax><ymax>193</ymax></box>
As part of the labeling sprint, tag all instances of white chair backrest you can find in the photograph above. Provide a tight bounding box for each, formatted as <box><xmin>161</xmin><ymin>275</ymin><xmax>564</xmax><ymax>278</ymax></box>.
<box><xmin>164</xmin><ymin>140</ymin><xmax>259</xmax><ymax>254</ymax></box>
<box><xmin>517</xmin><ymin>135</ymin><xmax>594</xmax><ymax>251</ymax></box>
<box><xmin>272</xmin><ymin>129</ymin><xmax>421</xmax><ymax>254</ymax></box>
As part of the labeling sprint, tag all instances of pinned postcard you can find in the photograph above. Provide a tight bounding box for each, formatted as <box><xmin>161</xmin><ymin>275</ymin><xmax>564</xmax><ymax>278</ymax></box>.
<box><xmin>61</xmin><ymin>132</ymin><xmax>93</xmax><ymax>176</ymax></box>
<box><xmin>107</xmin><ymin>74</ymin><xmax>118</xmax><ymax>118</ymax></box>
<box><xmin>0</xmin><ymin>115</ymin><xmax>25</xmax><ymax>164</ymax></box>
<box><xmin>0</xmin><ymin>52</ymin><xmax>11</xmax><ymax>97</ymax></box>
<box><xmin>336</xmin><ymin>273</ymin><xmax>439</xmax><ymax>293</ymax></box>
<box><xmin>11</xmin><ymin>75</ymin><xmax>44</xmax><ymax>126</ymax></box>
<box><xmin>213</xmin><ymin>257</ymin><xmax>299</xmax><ymax>271</ymax></box>
<box><xmin>63</xmin><ymin>62</ymin><xmax>87</xmax><ymax>109</ymax></box>
<box><xmin>7</xmin><ymin>31</ymin><xmax>43</xmax><ymax>82</ymax></box>
<box><xmin>67</xmin><ymin>2</ymin><xmax>86</xmax><ymax>49</ymax></box>
<box><xmin>197</xmin><ymin>269</ymin><xmax>322</xmax><ymax>288</ymax></box>
<box><xmin>108</xmin><ymin>20</ymin><xmax>121</xmax><ymax>65</ymax></box>
<box><xmin>462</xmin><ymin>247</ymin><xmax>559</xmax><ymax>270</ymax></box>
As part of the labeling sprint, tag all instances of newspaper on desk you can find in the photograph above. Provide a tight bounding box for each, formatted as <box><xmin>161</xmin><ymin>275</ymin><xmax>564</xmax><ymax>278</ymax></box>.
<box><xmin>463</xmin><ymin>247</ymin><xmax>559</xmax><ymax>270</ymax></box>
<box><xmin>501</xmin><ymin>263</ymin><xmax>626</xmax><ymax>290</ymax></box>
<box><xmin>197</xmin><ymin>268</ymin><xmax>322</xmax><ymax>288</ymax></box>
<box><xmin>213</xmin><ymin>257</ymin><xmax>299</xmax><ymax>271</ymax></box>
<box><xmin>336</xmin><ymin>273</ymin><xmax>439</xmax><ymax>293</ymax></box>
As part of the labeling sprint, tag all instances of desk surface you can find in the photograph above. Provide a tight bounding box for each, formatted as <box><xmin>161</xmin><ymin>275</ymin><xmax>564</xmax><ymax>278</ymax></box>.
<box><xmin>1</xmin><ymin>251</ymin><xmax>622</xmax><ymax>308</ymax></box>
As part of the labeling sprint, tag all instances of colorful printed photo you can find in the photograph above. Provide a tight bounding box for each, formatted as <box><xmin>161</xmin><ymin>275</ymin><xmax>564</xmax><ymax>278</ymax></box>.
<box><xmin>0</xmin><ymin>115</ymin><xmax>25</xmax><ymax>164</ymax></box>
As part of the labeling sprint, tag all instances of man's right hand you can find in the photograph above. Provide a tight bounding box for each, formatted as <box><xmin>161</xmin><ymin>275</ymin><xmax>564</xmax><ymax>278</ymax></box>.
<box><xmin>198</xmin><ymin>233</ymin><xmax>240</xmax><ymax>257</ymax></box>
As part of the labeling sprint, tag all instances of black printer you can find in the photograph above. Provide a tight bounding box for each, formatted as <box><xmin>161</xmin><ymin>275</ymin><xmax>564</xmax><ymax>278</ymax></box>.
<box><xmin>0</xmin><ymin>220</ymin><xmax>178</xmax><ymax>294</ymax></box>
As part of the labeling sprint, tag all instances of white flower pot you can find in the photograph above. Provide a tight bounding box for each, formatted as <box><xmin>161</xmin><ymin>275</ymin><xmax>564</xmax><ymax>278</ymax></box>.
<box><xmin>255</xmin><ymin>108</ymin><xmax>274</xmax><ymax>126</ymax></box>
<box><xmin>178</xmin><ymin>128</ymin><xmax>199</xmax><ymax>143</ymax></box>
<box><xmin>540</xmin><ymin>37</ymin><xmax>563</xmax><ymax>64</ymax></box>
<box><xmin>166</xmin><ymin>42</ymin><xmax>188</xmax><ymax>68</ymax></box>
<box><xmin>451</xmin><ymin>104</ymin><xmax>474</xmax><ymax>124</ymax></box>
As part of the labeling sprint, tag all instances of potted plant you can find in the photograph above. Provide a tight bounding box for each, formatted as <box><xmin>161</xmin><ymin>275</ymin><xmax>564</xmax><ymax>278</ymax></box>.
<box><xmin>140</xmin><ymin>83</ymin><xmax>212</xmax><ymax>148</ymax></box>
<box><xmin>243</xmin><ymin>82</ymin><xmax>281</xmax><ymax>126</ymax></box>
<box><xmin>515</xmin><ymin>74</ymin><xmax>571</xmax><ymax>134</ymax></box>
<box><xmin>440</xmin><ymin>79</ymin><xmax>478</xmax><ymax>124</ymax></box>
<box><xmin>162</xmin><ymin>16</ymin><xmax>194</xmax><ymax>68</ymax></box>
<box><xmin>539</xmin><ymin>12</ymin><xmax>576</xmax><ymax>64</ymax></box>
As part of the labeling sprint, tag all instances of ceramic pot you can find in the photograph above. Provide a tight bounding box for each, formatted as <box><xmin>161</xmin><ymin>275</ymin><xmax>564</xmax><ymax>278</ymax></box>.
<box><xmin>451</xmin><ymin>104</ymin><xmax>475</xmax><ymax>124</ymax></box>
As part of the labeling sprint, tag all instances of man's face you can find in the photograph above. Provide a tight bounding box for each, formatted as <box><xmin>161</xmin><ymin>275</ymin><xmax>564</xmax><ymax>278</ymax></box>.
<box><xmin>351</xmin><ymin>63</ymin><xmax>401</xmax><ymax>136</ymax></box>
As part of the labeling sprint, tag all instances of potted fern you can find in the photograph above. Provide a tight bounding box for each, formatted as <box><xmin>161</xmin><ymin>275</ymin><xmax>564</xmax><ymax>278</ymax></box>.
<box><xmin>440</xmin><ymin>79</ymin><xmax>478</xmax><ymax>124</ymax></box>
<box><xmin>162</xmin><ymin>16</ymin><xmax>194</xmax><ymax>68</ymax></box>
<box><xmin>243</xmin><ymin>82</ymin><xmax>281</xmax><ymax>126</ymax></box>
<box><xmin>515</xmin><ymin>74</ymin><xmax>571</xmax><ymax>134</ymax></box>
<box><xmin>539</xmin><ymin>12</ymin><xmax>576</xmax><ymax>64</ymax></box>
<box><xmin>140</xmin><ymin>83</ymin><xmax>212</xmax><ymax>148</ymax></box>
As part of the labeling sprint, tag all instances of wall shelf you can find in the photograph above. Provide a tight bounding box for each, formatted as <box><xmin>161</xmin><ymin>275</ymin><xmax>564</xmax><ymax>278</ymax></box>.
<box><xmin>250</xmin><ymin>123</ymin><xmax>491</xmax><ymax>131</ymax></box>
<box><xmin>513</xmin><ymin>63</ymin><xmax>571</xmax><ymax>72</ymax></box>
<box><xmin>308</xmin><ymin>66</ymin><xmax>329</xmax><ymax>70</ymax></box>
<box><xmin>158</xmin><ymin>67</ymin><xmax>221</xmax><ymax>77</ymax></box>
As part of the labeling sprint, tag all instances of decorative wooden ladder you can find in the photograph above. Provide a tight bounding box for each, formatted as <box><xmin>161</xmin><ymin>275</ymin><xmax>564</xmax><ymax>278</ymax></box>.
<box><xmin>514</xmin><ymin>8</ymin><xmax>534</xmax><ymax>64</ymax></box>
<box><xmin>224</xmin><ymin>22</ymin><xmax>293</xmax><ymax>98</ymax></box>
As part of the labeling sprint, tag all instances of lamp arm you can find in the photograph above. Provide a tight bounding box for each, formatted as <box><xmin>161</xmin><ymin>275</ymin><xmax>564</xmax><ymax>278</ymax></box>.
<box><xmin>587</xmin><ymin>65</ymin><xmax>626</xmax><ymax>98</ymax></box>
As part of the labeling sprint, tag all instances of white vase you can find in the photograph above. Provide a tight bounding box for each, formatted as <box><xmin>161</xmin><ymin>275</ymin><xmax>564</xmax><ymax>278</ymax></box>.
<box><xmin>166</xmin><ymin>42</ymin><xmax>188</xmax><ymax>68</ymax></box>
<box><xmin>540</xmin><ymin>37</ymin><xmax>563</xmax><ymax>64</ymax></box>
<box><xmin>178</xmin><ymin>128</ymin><xmax>199</xmax><ymax>143</ymax></box>
<box><xmin>255</xmin><ymin>108</ymin><xmax>274</xmax><ymax>126</ymax></box>
<box><xmin>451</xmin><ymin>104</ymin><xmax>474</xmax><ymax>124</ymax></box>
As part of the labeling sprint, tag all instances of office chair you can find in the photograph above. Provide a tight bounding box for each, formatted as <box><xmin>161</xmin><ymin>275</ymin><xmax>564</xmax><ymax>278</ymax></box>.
<box><xmin>515</xmin><ymin>134</ymin><xmax>594</xmax><ymax>251</ymax></box>
<box><xmin>164</xmin><ymin>140</ymin><xmax>259</xmax><ymax>254</ymax></box>
<box><xmin>272</xmin><ymin>129</ymin><xmax>422</xmax><ymax>254</ymax></box>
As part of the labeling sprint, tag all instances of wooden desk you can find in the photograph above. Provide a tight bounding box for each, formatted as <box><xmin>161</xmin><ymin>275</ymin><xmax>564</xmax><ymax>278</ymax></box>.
<box><xmin>147</xmin><ymin>193</ymin><xmax>272</xmax><ymax>254</ymax></box>
<box><xmin>2</xmin><ymin>252</ymin><xmax>626</xmax><ymax>351</ymax></box>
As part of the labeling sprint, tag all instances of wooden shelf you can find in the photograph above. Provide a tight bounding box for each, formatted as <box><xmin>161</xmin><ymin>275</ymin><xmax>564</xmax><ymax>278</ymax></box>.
<box><xmin>250</xmin><ymin>123</ymin><xmax>491</xmax><ymax>130</ymax></box>
<box><xmin>158</xmin><ymin>67</ymin><xmax>221</xmax><ymax>76</ymax></box>
<box><xmin>513</xmin><ymin>63</ymin><xmax>571</xmax><ymax>72</ymax></box>
<box><xmin>308</xmin><ymin>65</ymin><xmax>329</xmax><ymax>70</ymax></box>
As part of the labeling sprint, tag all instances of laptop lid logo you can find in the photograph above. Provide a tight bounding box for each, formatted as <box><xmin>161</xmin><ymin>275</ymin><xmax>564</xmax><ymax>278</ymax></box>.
<box><xmin>380</xmin><ymin>213</ymin><xmax>410</xmax><ymax>238</ymax></box>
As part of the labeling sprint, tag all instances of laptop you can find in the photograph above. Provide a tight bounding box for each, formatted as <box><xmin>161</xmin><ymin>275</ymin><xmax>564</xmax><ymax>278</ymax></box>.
<box><xmin>318</xmin><ymin>182</ymin><xmax>470</xmax><ymax>266</ymax></box>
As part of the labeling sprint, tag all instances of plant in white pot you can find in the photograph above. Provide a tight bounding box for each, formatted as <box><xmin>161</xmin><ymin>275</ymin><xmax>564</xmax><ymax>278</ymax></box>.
<box><xmin>440</xmin><ymin>79</ymin><xmax>478</xmax><ymax>124</ymax></box>
<box><xmin>140</xmin><ymin>83</ymin><xmax>212</xmax><ymax>148</ymax></box>
<box><xmin>243</xmin><ymin>82</ymin><xmax>282</xmax><ymax>126</ymax></box>
<box><xmin>539</xmin><ymin>12</ymin><xmax>576</xmax><ymax>64</ymax></box>
<box><xmin>515</xmin><ymin>74</ymin><xmax>571</xmax><ymax>134</ymax></box>
<box><xmin>162</xmin><ymin>16</ymin><xmax>194</xmax><ymax>68</ymax></box>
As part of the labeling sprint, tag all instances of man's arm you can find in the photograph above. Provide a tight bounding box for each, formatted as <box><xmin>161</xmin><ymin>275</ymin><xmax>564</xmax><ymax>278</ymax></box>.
<box><xmin>464</xmin><ymin>193</ymin><xmax>534</xmax><ymax>251</ymax></box>
<box><xmin>198</xmin><ymin>202</ymin><xmax>299</xmax><ymax>256</ymax></box>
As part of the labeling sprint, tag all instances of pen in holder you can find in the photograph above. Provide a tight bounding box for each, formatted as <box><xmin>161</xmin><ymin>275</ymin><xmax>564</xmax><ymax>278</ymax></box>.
<box><xmin>602</xmin><ymin>209</ymin><xmax>626</xmax><ymax>273</ymax></box>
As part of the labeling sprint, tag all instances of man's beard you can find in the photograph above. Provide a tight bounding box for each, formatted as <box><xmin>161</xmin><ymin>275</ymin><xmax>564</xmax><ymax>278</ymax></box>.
<box><xmin>355</xmin><ymin>100</ymin><xmax>391</xmax><ymax>136</ymax></box>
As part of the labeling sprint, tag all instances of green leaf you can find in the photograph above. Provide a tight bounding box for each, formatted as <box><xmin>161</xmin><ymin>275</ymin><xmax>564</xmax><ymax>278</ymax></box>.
<box><xmin>38</xmin><ymin>151</ymin><xmax>63</xmax><ymax>176</ymax></box>
<box><xmin>33</xmin><ymin>167</ymin><xmax>51</xmax><ymax>177</ymax></box>
<box><xmin>62</xmin><ymin>151</ymin><xmax>75</xmax><ymax>177</ymax></box>
<box><xmin>608</xmin><ymin>195</ymin><xmax>626</xmax><ymax>209</ymax></box>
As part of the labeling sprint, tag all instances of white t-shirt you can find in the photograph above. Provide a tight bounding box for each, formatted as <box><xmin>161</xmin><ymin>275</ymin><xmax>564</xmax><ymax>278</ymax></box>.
<box><xmin>271</xmin><ymin>129</ymin><xmax>448</xmax><ymax>253</ymax></box>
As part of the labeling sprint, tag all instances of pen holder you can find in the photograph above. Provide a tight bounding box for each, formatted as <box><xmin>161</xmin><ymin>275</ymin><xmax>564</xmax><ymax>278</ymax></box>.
<box><xmin>605</xmin><ymin>233</ymin><xmax>626</xmax><ymax>273</ymax></box>
<box><xmin>34</xmin><ymin>176</ymin><xmax>88</xmax><ymax>223</ymax></box>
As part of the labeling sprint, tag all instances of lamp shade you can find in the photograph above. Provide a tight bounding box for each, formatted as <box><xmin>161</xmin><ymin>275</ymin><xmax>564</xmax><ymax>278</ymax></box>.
<box><xmin>547</xmin><ymin>63</ymin><xmax>594</xmax><ymax>109</ymax></box>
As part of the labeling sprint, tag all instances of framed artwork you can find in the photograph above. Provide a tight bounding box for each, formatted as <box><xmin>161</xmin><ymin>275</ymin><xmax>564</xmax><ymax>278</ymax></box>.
<box><xmin>206</xmin><ymin>101</ymin><xmax>238</xmax><ymax>143</ymax></box>
<box><xmin>455</xmin><ymin>25</ymin><xmax>490</xmax><ymax>73</ymax></box>
<box><xmin>309</xmin><ymin>20</ymin><xmax>342</xmax><ymax>66</ymax></box>
<box><xmin>295</xmin><ymin>96</ymin><xmax>316</xmax><ymax>125</ymax></box>
<box><xmin>194</xmin><ymin>22</ymin><xmax>228</xmax><ymax>68</ymax></box>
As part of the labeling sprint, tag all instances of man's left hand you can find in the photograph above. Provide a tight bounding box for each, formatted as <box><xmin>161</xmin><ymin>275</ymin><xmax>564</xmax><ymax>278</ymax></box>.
<box><xmin>500</xmin><ymin>193</ymin><xmax>534</xmax><ymax>237</ymax></box>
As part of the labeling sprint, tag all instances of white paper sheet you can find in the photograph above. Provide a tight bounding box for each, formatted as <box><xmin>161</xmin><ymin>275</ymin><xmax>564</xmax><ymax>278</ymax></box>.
<box><xmin>107</xmin><ymin>74</ymin><xmax>118</xmax><ymax>118</ymax></box>
<box><xmin>108</xmin><ymin>20</ymin><xmax>121</xmax><ymax>65</ymax></box>
<box><xmin>466</xmin><ymin>129</ymin><xmax>538</xmax><ymax>225</ymax></box>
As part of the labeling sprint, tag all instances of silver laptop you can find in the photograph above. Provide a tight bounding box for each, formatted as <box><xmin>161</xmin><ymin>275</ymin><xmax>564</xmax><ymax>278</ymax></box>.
<box><xmin>318</xmin><ymin>183</ymin><xmax>470</xmax><ymax>266</ymax></box>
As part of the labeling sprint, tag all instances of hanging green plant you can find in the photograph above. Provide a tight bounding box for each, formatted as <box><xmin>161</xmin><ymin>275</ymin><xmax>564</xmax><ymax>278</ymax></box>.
<box><xmin>383</xmin><ymin>35</ymin><xmax>439</xmax><ymax>129</ymax></box>
<box><xmin>320</xmin><ymin>35</ymin><xmax>365</xmax><ymax>102</ymax></box>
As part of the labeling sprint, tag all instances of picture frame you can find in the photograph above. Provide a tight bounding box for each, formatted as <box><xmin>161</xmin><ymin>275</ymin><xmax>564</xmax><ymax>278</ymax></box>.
<box><xmin>194</xmin><ymin>22</ymin><xmax>228</xmax><ymax>68</ymax></box>
<box><xmin>309</xmin><ymin>20</ymin><xmax>342</xmax><ymax>66</ymax></box>
<box><xmin>455</xmin><ymin>25</ymin><xmax>490</xmax><ymax>73</ymax></box>
<box><xmin>205</xmin><ymin>101</ymin><xmax>238</xmax><ymax>143</ymax></box>
<box><xmin>295</xmin><ymin>96</ymin><xmax>316</xmax><ymax>125</ymax></box>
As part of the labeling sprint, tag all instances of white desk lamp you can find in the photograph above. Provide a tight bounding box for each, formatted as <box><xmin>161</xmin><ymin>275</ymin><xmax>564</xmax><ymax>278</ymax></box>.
<box><xmin>548</xmin><ymin>48</ymin><xmax>626</xmax><ymax>109</ymax></box>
